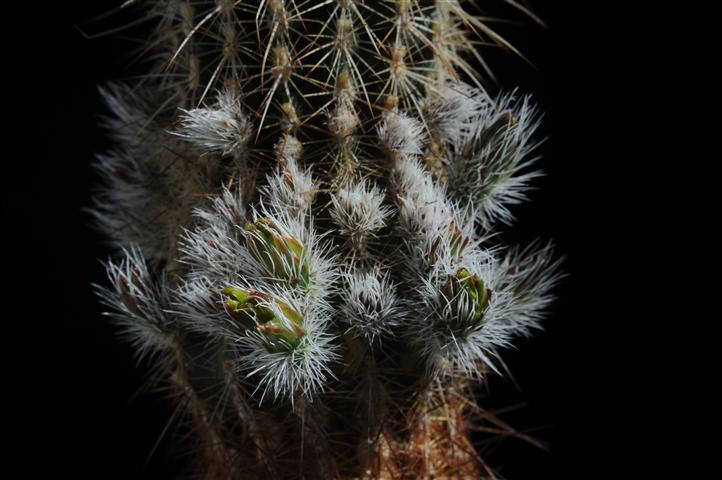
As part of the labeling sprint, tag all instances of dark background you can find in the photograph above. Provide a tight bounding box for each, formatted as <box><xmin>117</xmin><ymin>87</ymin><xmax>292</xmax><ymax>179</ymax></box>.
<box><xmin>3</xmin><ymin>1</ymin><xmax>628</xmax><ymax>478</ymax></box>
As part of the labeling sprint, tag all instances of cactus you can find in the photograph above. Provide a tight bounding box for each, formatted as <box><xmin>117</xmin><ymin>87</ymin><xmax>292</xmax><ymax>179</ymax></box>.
<box><xmin>92</xmin><ymin>1</ymin><xmax>562</xmax><ymax>478</ymax></box>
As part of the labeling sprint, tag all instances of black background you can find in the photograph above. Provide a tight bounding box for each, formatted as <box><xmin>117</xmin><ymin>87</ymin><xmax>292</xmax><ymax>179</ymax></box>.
<box><xmin>3</xmin><ymin>1</ymin><xmax>633</xmax><ymax>478</ymax></box>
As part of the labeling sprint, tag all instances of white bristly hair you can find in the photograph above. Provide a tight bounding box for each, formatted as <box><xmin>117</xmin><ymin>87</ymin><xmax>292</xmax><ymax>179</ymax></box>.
<box><xmin>172</xmin><ymin>89</ymin><xmax>252</xmax><ymax>156</ymax></box>
<box><xmin>330</xmin><ymin>179</ymin><xmax>391</xmax><ymax>253</ymax></box>
<box><xmin>448</xmin><ymin>91</ymin><xmax>544</xmax><ymax>228</ymax></box>
<box><xmin>381</xmin><ymin>112</ymin><xmax>482</xmax><ymax>276</ymax></box>
<box><xmin>175</xmin><ymin>277</ymin><xmax>338</xmax><ymax>404</ymax></box>
<box><xmin>179</xmin><ymin>184</ymin><xmax>247</xmax><ymax>283</ymax></box>
<box><xmin>376</xmin><ymin>109</ymin><xmax>558</xmax><ymax>379</ymax></box>
<box><xmin>95</xmin><ymin>247</ymin><xmax>177</xmax><ymax>362</ymax></box>
<box><xmin>229</xmin><ymin>285</ymin><xmax>338</xmax><ymax>404</ymax></box>
<box><xmin>93</xmin><ymin>83</ymin><xmax>213</xmax><ymax>260</ymax></box>
<box><xmin>495</xmin><ymin>240</ymin><xmax>565</xmax><ymax>336</ymax></box>
<box><xmin>172</xmin><ymin>182</ymin><xmax>340</xmax><ymax>403</ymax></box>
<box><xmin>424</xmin><ymin>81</ymin><xmax>490</xmax><ymax>147</ymax></box>
<box><xmin>98</xmin><ymin>82</ymin><xmax>164</xmax><ymax>149</ymax></box>
<box><xmin>262</xmin><ymin>135</ymin><xmax>317</xmax><ymax>216</ymax></box>
<box><xmin>378</xmin><ymin>110</ymin><xmax>425</xmax><ymax>161</ymax></box>
<box><xmin>340</xmin><ymin>269</ymin><xmax>404</xmax><ymax>344</ymax></box>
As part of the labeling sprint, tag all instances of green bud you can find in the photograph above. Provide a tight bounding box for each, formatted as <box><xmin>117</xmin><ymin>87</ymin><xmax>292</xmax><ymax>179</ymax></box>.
<box><xmin>222</xmin><ymin>286</ymin><xmax>273</xmax><ymax>330</ymax></box>
<box><xmin>222</xmin><ymin>286</ymin><xmax>307</xmax><ymax>352</ymax></box>
<box><xmin>441</xmin><ymin>268</ymin><xmax>492</xmax><ymax>326</ymax></box>
<box><xmin>245</xmin><ymin>218</ymin><xmax>310</xmax><ymax>288</ymax></box>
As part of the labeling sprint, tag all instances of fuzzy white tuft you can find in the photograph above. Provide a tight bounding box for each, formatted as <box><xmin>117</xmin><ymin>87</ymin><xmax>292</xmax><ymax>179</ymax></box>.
<box><xmin>448</xmin><ymin>92</ymin><xmax>543</xmax><ymax>228</ymax></box>
<box><xmin>387</xmin><ymin>121</ymin><xmax>480</xmax><ymax>274</ymax></box>
<box><xmin>262</xmin><ymin>135</ymin><xmax>317</xmax><ymax>216</ymax></box>
<box><xmin>330</xmin><ymin>180</ymin><xmax>391</xmax><ymax>253</ymax></box>
<box><xmin>173</xmin><ymin>278</ymin><xmax>338</xmax><ymax>403</ymax></box>
<box><xmin>95</xmin><ymin>247</ymin><xmax>177</xmax><ymax>361</ymax></box>
<box><xmin>92</xmin><ymin>83</ymin><xmax>212</xmax><ymax>260</ymax></box>
<box><xmin>178</xmin><ymin>184</ymin><xmax>246</xmax><ymax>283</ymax></box>
<box><xmin>98</xmin><ymin>82</ymin><xmax>164</xmax><ymax>148</ymax></box>
<box><xmin>172</xmin><ymin>188</ymin><xmax>341</xmax><ymax>403</ymax></box>
<box><xmin>378</xmin><ymin>111</ymin><xmax>426</xmax><ymax>161</ymax></box>
<box><xmin>424</xmin><ymin>81</ymin><xmax>489</xmax><ymax>147</ymax></box>
<box><xmin>496</xmin><ymin>240</ymin><xmax>564</xmax><ymax>336</ymax></box>
<box><xmin>340</xmin><ymin>269</ymin><xmax>404</xmax><ymax>344</ymax></box>
<box><xmin>173</xmin><ymin>89</ymin><xmax>252</xmax><ymax>156</ymax></box>
<box><xmin>171</xmin><ymin>276</ymin><xmax>229</xmax><ymax>337</ymax></box>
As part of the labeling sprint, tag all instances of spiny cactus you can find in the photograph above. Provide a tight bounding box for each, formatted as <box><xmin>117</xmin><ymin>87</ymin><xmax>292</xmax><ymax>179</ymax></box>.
<box><xmin>92</xmin><ymin>1</ymin><xmax>561</xmax><ymax>478</ymax></box>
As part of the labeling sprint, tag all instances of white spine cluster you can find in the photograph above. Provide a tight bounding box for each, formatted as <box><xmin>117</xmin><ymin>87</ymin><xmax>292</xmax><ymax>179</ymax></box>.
<box><xmin>378</xmin><ymin>110</ymin><xmax>425</xmax><ymax>161</ymax></box>
<box><xmin>173</xmin><ymin>89</ymin><xmax>252</xmax><ymax>156</ymax></box>
<box><xmin>98</xmin><ymin>83</ymin><xmax>161</xmax><ymax>147</ymax></box>
<box><xmin>418</xmin><ymin>239</ymin><xmax>562</xmax><ymax>376</ymax></box>
<box><xmin>330</xmin><ymin>180</ymin><xmax>391</xmax><ymax>254</ymax></box>
<box><xmin>95</xmin><ymin>247</ymin><xmax>176</xmax><ymax>361</ymax></box>
<box><xmin>229</xmin><ymin>285</ymin><xmax>338</xmax><ymax>403</ymax></box>
<box><xmin>262</xmin><ymin>135</ymin><xmax>317</xmax><ymax>216</ymax></box>
<box><xmin>340</xmin><ymin>270</ymin><xmax>403</xmax><ymax>344</ymax></box>
<box><xmin>381</xmin><ymin>112</ymin><xmax>476</xmax><ymax>273</ymax></box>
<box><xmin>416</xmin><ymin>253</ymin><xmax>508</xmax><ymax>376</ymax></box>
<box><xmin>496</xmin><ymin>241</ymin><xmax>564</xmax><ymax>336</ymax></box>
<box><xmin>448</xmin><ymin>91</ymin><xmax>544</xmax><ymax>227</ymax></box>
<box><xmin>179</xmin><ymin>184</ymin><xmax>246</xmax><ymax>282</ymax></box>
<box><xmin>424</xmin><ymin>81</ymin><xmax>489</xmax><ymax>147</ymax></box>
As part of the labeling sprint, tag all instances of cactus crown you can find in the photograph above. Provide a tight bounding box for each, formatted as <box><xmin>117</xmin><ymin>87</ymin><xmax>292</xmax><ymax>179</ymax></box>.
<box><xmin>93</xmin><ymin>1</ymin><xmax>562</xmax><ymax>478</ymax></box>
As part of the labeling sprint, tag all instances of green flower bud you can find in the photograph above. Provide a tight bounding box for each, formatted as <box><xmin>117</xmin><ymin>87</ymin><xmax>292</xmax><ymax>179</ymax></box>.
<box><xmin>222</xmin><ymin>286</ymin><xmax>307</xmax><ymax>352</ymax></box>
<box><xmin>245</xmin><ymin>218</ymin><xmax>310</xmax><ymax>288</ymax></box>
<box><xmin>223</xmin><ymin>286</ymin><xmax>273</xmax><ymax>330</ymax></box>
<box><xmin>441</xmin><ymin>268</ymin><xmax>492</xmax><ymax>327</ymax></box>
